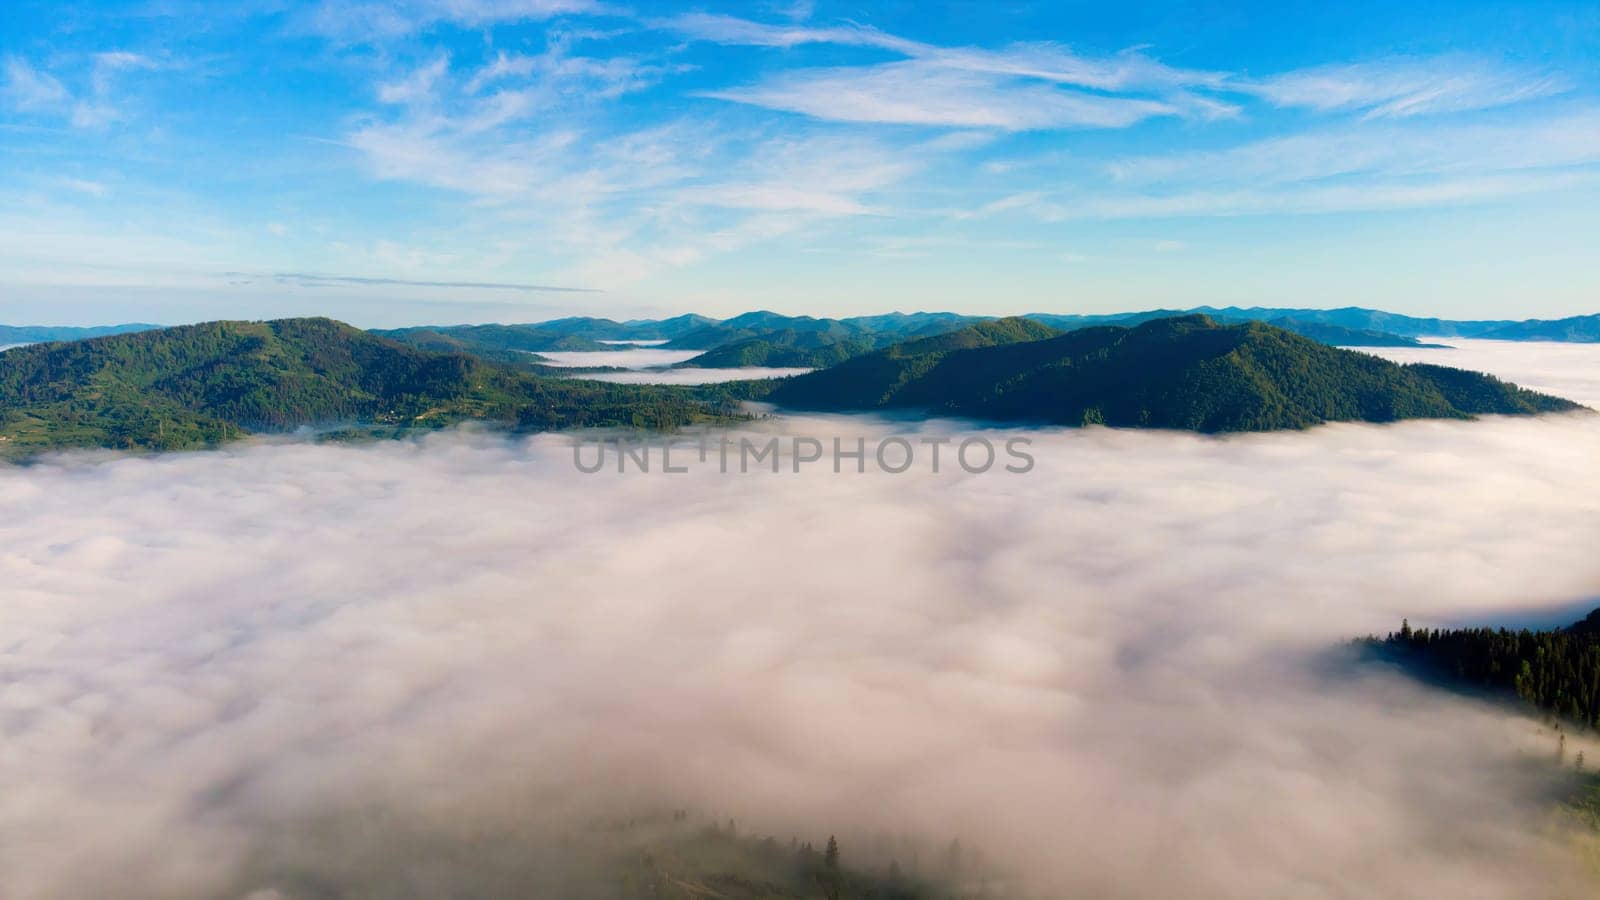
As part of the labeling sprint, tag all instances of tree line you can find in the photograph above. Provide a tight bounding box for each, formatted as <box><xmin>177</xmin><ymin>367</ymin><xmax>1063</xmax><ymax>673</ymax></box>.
<box><xmin>1371</xmin><ymin>609</ymin><xmax>1600</xmax><ymax>727</ymax></box>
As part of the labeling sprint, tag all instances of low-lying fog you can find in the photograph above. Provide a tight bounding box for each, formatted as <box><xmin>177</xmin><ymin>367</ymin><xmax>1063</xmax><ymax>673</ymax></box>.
<box><xmin>533</xmin><ymin>347</ymin><xmax>704</xmax><ymax>368</ymax></box>
<box><xmin>3</xmin><ymin>343</ymin><xmax>1600</xmax><ymax>898</ymax></box>
<box><xmin>536</xmin><ymin>346</ymin><xmax>814</xmax><ymax>384</ymax></box>
<box><xmin>578</xmin><ymin>365</ymin><xmax>816</xmax><ymax>385</ymax></box>
<box><xmin>1361</xmin><ymin>338</ymin><xmax>1600</xmax><ymax>410</ymax></box>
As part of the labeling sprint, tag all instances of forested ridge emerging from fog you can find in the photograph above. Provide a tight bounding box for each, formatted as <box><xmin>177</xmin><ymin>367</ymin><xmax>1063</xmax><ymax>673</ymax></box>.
<box><xmin>0</xmin><ymin>317</ymin><xmax>748</xmax><ymax>455</ymax></box>
<box><xmin>1370</xmin><ymin>609</ymin><xmax>1600</xmax><ymax>728</ymax></box>
<box><xmin>769</xmin><ymin>315</ymin><xmax>1582</xmax><ymax>430</ymax></box>
<box><xmin>0</xmin><ymin>313</ymin><xmax>1585</xmax><ymax>456</ymax></box>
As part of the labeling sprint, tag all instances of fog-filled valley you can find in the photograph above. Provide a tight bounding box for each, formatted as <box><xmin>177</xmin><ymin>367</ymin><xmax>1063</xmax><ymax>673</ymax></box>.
<box><xmin>7</xmin><ymin>0</ymin><xmax>1600</xmax><ymax>893</ymax></box>
<box><xmin>3</xmin><ymin>342</ymin><xmax>1599</xmax><ymax>898</ymax></box>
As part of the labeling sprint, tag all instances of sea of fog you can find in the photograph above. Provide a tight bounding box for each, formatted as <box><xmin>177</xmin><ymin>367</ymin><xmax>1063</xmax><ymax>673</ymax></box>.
<box><xmin>533</xmin><ymin>347</ymin><xmax>705</xmax><ymax>368</ymax></box>
<box><xmin>578</xmin><ymin>365</ymin><xmax>815</xmax><ymax>385</ymax></box>
<box><xmin>1360</xmin><ymin>338</ymin><xmax>1600</xmax><ymax>410</ymax></box>
<box><xmin>2</xmin><ymin>342</ymin><xmax>1600</xmax><ymax>897</ymax></box>
<box><xmin>534</xmin><ymin>346</ymin><xmax>813</xmax><ymax>385</ymax></box>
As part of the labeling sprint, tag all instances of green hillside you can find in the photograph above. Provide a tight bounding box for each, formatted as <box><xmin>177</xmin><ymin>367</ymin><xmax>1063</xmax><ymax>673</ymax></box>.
<box><xmin>1367</xmin><ymin>609</ymin><xmax>1600</xmax><ymax>728</ymax></box>
<box><xmin>372</xmin><ymin>323</ymin><xmax>615</xmax><ymax>355</ymax></box>
<box><xmin>678</xmin><ymin>329</ymin><xmax>883</xmax><ymax>369</ymax></box>
<box><xmin>0</xmin><ymin>318</ymin><xmax>742</xmax><ymax>456</ymax></box>
<box><xmin>768</xmin><ymin>315</ymin><xmax>1582</xmax><ymax>431</ymax></box>
<box><xmin>678</xmin><ymin>318</ymin><xmax>1051</xmax><ymax>370</ymax></box>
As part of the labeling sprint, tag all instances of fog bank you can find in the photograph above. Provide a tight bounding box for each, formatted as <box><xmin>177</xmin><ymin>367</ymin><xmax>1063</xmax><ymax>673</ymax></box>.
<box><xmin>2</xmin><ymin>344</ymin><xmax>1600</xmax><ymax>898</ymax></box>
<box><xmin>1362</xmin><ymin>338</ymin><xmax>1600</xmax><ymax>409</ymax></box>
<box><xmin>578</xmin><ymin>365</ymin><xmax>815</xmax><ymax>384</ymax></box>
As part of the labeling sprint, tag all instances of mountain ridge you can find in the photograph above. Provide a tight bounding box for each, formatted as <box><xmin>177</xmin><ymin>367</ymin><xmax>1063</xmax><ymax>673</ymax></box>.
<box><xmin>0</xmin><ymin>318</ymin><xmax>746</xmax><ymax>456</ymax></box>
<box><xmin>768</xmin><ymin>315</ymin><xmax>1583</xmax><ymax>431</ymax></box>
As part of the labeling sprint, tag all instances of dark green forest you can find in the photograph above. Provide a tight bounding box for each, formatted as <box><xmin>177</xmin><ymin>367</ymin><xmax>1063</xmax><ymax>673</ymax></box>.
<box><xmin>679</xmin><ymin>330</ymin><xmax>885</xmax><ymax>369</ymax></box>
<box><xmin>768</xmin><ymin>314</ymin><xmax>1582</xmax><ymax>431</ymax></box>
<box><xmin>1369</xmin><ymin>609</ymin><xmax>1600</xmax><ymax>727</ymax></box>
<box><xmin>616</xmin><ymin>821</ymin><xmax>997</xmax><ymax>900</ymax></box>
<box><xmin>1</xmin><ymin>313</ymin><xmax>1586</xmax><ymax>456</ymax></box>
<box><xmin>372</xmin><ymin>323</ymin><xmax>618</xmax><ymax>355</ymax></box>
<box><xmin>224</xmin><ymin>810</ymin><xmax>1005</xmax><ymax>900</ymax></box>
<box><xmin>0</xmin><ymin>318</ymin><xmax>747</xmax><ymax>456</ymax></box>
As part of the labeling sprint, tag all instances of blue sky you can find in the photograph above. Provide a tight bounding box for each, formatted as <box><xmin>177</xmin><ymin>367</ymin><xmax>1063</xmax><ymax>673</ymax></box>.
<box><xmin>1</xmin><ymin>1</ymin><xmax>1597</xmax><ymax>326</ymax></box>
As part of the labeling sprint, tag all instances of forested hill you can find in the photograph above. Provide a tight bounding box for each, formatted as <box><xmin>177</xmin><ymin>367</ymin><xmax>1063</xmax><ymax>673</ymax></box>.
<box><xmin>676</xmin><ymin>330</ymin><xmax>880</xmax><ymax>369</ymax></box>
<box><xmin>0</xmin><ymin>318</ymin><xmax>742</xmax><ymax>456</ymax></box>
<box><xmin>1369</xmin><ymin>609</ymin><xmax>1600</xmax><ymax>728</ymax></box>
<box><xmin>768</xmin><ymin>315</ymin><xmax>1583</xmax><ymax>431</ymax></box>
<box><xmin>370</xmin><ymin>323</ymin><xmax>615</xmax><ymax>355</ymax></box>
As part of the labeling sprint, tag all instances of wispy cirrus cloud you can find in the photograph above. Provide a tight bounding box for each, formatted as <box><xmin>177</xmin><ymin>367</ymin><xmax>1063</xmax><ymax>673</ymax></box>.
<box><xmin>54</xmin><ymin>176</ymin><xmax>110</xmax><ymax>197</ymax></box>
<box><xmin>666</xmin><ymin>13</ymin><xmax>1227</xmax><ymax>93</ymax></box>
<box><xmin>299</xmin><ymin>0</ymin><xmax>600</xmax><ymax>40</ymax></box>
<box><xmin>660</xmin><ymin>12</ymin><xmax>920</xmax><ymax>53</ymax></box>
<box><xmin>673</xmin><ymin>14</ymin><xmax>1568</xmax><ymax>130</ymax></box>
<box><xmin>672</xmin><ymin>134</ymin><xmax>918</xmax><ymax>215</ymax></box>
<box><xmin>672</xmin><ymin>13</ymin><xmax>1235</xmax><ymax>129</ymax></box>
<box><xmin>464</xmin><ymin>47</ymin><xmax>683</xmax><ymax>100</ymax></box>
<box><xmin>1103</xmin><ymin>170</ymin><xmax>1599</xmax><ymax>218</ymax></box>
<box><xmin>973</xmin><ymin>169</ymin><xmax>1599</xmax><ymax>222</ymax></box>
<box><xmin>377</xmin><ymin>55</ymin><xmax>451</xmax><ymax>105</ymax></box>
<box><xmin>960</xmin><ymin>108</ymin><xmax>1600</xmax><ymax>221</ymax></box>
<box><xmin>1104</xmin><ymin>110</ymin><xmax>1600</xmax><ymax>186</ymax></box>
<box><xmin>1</xmin><ymin>52</ymin><xmax>159</xmax><ymax>128</ymax></box>
<box><xmin>2</xmin><ymin>57</ymin><xmax>70</xmax><ymax>112</ymax></box>
<box><xmin>342</xmin><ymin>45</ymin><xmax>949</xmax><ymax>288</ymax></box>
<box><xmin>1239</xmin><ymin>57</ymin><xmax>1570</xmax><ymax>119</ymax></box>
<box><xmin>706</xmin><ymin>60</ymin><xmax>1181</xmax><ymax>130</ymax></box>
<box><xmin>231</xmin><ymin>271</ymin><xmax>598</xmax><ymax>291</ymax></box>
<box><xmin>914</xmin><ymin>42</ymin><xmax>1228</xmax><ymax>94</ymax></box>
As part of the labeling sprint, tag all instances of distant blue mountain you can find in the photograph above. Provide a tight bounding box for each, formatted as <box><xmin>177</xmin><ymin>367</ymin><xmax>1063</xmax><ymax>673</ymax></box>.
<box><xmin>0</xmin><ymin>323</ymin><xmax>161</xmax><ymax>346</ymax></box>
<box><xmin>1027</xmin><ymin>307</ymin><xmax>1600</xmax><ymax>342</ymax></box>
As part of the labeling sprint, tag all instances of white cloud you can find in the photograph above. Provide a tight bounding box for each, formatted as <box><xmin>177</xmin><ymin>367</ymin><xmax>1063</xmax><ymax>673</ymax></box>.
<box><xmin>55</xmin><ymin>176</ymin><xmax>110</xmax><ymax>197</ymax></box>
<box><xmin>668</xmin><ymin>14</ymin><xmax>1226</xmax><ymax>94</ymax></box>
<box><xmin>957</xmin><ymin>190</ymin><xmax>1051</xmax><ymax>219</ymax></box>
<box><xmin>706</xmin><ymin>60</ymin><xmax>1179</xmax><ymax>130</ymax></box>
<box><xmin>344</xmin><ymin>37</ymin><xmax>948</xmax><ymax>287</ymax></box>
<box><xmin>301</xmin><ymin>0</ymin><xmax>599</xmax><ymax>40</ymax></box>
<box><xmin>346</xmin><ymin>118</ymin><xmax>581</xmax><ymax>196</ymax></box>
<box><xmin>1064</xmin><ymin>169</ymin><xmax>1600</xmax><ymax>220</ymax></box>
<box><xmin>1</xmin><ymin>52</ymin><xmax>162</xmax><ymax>129</ymax></box>
<box><xmin>92</xmin><ymin>51</ymin><xmax>158</xmax><ymax>72</ymax></box>
<box><xmin>674</xmin><ymin>15</ymin><xmax>1235</xmax><ymax>128</ymax></box>
<box><xmin>1240</xmin><ymin>57</ymin><xmax>1570</xmax><ymax>119</ymax></box>
<box><xmin>463</xmin><ymin>47</ymin><xmax>680</xmax><ymax>99</ymax></box>
<box><xmin>661</xmin><ymin>11</ymin><xmax>920</xmax><ymax>53</ymax></box>
<box><xmin>767</xmin><ymin>0</ymin><xmax>815</xmax><ymax>21</ymax></box>
<box><xmin>971</xmin><ymin>109</ymin><xmax>1600</xmax><ymax>221</ymax></box>
<box><xmin>1105</xmin><ymin>110</ymin><xmax>1600</xmax><ymax>188</ymax></box>
<box><xmin>919</xmin><ymin>42</ymin><xmax>1228</xmax><ymax>94</ymax></box>
<box><xmin>2</xmin><ymin>343</ymin><xmax>1600</xmax><ymax>896</ymax></box>
<box><xmin>675</xmin><ymin>183</ymin><xmax>872</xmax><ymax>215</ymax></box>
<box><xmin>2</xmin><ymin>56</ymin><xmax>70</xmax><ymax>112</ymax></box>
<box><xmin>673</xmin><ymin>16</ymin><xmax>1564</xmax><ymax>130</ymax></box>
<box><xmin>377</xmin><ymin>56</ymin><xmax>450</xmax><ymax>105</ymax></box>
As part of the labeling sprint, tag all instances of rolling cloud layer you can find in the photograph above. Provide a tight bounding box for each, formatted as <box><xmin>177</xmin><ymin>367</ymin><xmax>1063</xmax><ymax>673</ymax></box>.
<box><xmin>3</xmin><ymin>344</ymin><xmax>1600</xmax><ymax>897</ymax></box>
